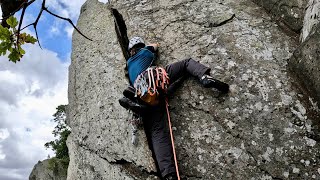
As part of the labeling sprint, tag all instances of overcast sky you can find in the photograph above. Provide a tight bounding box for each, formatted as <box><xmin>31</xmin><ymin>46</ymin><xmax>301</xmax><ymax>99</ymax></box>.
<box><xmin>0</xmin><ymin>0</ymin><xmax>108</xmax><ymax>179</ymax></box>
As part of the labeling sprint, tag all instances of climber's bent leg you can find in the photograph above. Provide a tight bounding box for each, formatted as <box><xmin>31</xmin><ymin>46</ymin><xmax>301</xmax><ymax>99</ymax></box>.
<box><xmin>165</xmin><ymin>58</ymin><xmax>229</xmax><ymax>93</ymax></box>
<box><xmin>165</xmin><ymin>58</ymin><xmax>210</xmax><ymax>83</ymax></box>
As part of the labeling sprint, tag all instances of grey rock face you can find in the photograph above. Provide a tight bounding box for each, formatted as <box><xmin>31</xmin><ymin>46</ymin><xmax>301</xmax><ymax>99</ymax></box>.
<box><xmin>300</xmin><ymin>0</ymin><xmax>320</xmax><ymax>42</ymax></box>
<box><xmin>67</xmin><ymin>135</ymin><xmax>157</xmax><ymax>180</ymax></box>
<box><xmin>68</xmin><ymin>0</ymin><xmax>320</xmax><ymax>179</ymax></box>
<box><xmin>252</xmin><ymin>0</ymin><xmax>308</xmax><ymax>33</ymax></box>
<box><xmin>67</xmin><ymin>0</ymin><xmax>156</xmax><ymax>179</ymax></box>
<box><xmin>289</xmin><ymin>23</ymin><xmax>320</xmax><ymax>109</ymax></box>
<box><xmin>29</xmin><ymin>159</ymin><xmax>67</xmax><ymax>180</ymax></box>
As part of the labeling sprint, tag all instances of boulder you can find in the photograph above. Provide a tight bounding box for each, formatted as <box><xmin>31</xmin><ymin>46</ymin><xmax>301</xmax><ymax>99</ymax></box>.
<box><xmin>67</xmin><ymin>0</ymin><xmax>320</xmax><ymax>179</ymax></box>
<box><xmin>289</xmin><ymin>23</ymin><xmax>320</xmax><ymax>108</ymax></box>
<box><xmin>29</xmin><ymin>159</ymin><xmax>67</xmax><ymax>180</ymax></box>
<box><xmin>300</xmin><ymin>0</ymin><xmax>320</xmax><ymax>42</ymax></box>
<box><xmin>252</xmin><ymin>0</ymin><xmax>308</xmax><ymax>33</ymax></box>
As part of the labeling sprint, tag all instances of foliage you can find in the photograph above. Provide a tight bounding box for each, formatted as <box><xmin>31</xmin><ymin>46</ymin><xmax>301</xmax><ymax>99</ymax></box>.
<box><xmin>45</xmin><ymin>105</ymin><xmax>71</xmax><ymax>167</ymax></box>
<box><xmin>0</xmin><ymin>16</ymin><xmax>37</xmax><ymax>62</ymax></box>
<box><xmin>47</xmin><ymin>157</ymin><xmax>69</xmax><ymax>177</ymax></box>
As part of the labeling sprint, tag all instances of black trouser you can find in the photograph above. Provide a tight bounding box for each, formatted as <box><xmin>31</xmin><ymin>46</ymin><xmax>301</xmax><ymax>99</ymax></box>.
<box><xmin>142</xmin><ymin>58</ymin><xmax>210</xmax><ymax>177</ymax></box>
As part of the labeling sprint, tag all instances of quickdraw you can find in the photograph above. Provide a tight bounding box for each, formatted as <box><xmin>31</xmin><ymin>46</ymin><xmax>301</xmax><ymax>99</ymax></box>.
<box><xmin>134</xmin><ymin>66</ymin><xmax>170</xmax><ymax>106</ymax></box>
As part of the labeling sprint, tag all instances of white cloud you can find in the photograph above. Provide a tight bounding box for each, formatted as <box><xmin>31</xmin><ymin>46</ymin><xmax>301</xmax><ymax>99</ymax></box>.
<box><xmin>65</xmin><ymin>25</ymin><xmax>74</xmax><ymax>39</ymax></box>
<box><xmin>0</xmin><ymin>145</ymin><xmax>6</xmax><ymax>160</ymax></box>
<box><xmin>0</xmin><ymin>128</ymin><xmax>10</xmax><ymax>141</ymax></box>
<box><xmin>0</xmin><ymin>168</ymin><xmax>26</xmax><ymax>180</ymax></box>
<box><xmin>46</xmin><ymin>0</ymin><xmax>86</xmax><ymax>20</ymax></box>
<box><xmin>0</xmin><ymin>44</ymin><xmax>69</xmax><ymax>180</ymax></box>
<box><xmin>0</xmin><ymin>71</ymin><xmax>24</xmax><ymax>83</ymax></box>
<box><xmin>50</xmin><ymin>25</ymin><xmax>60</xmax><ymax>36</ymax></box>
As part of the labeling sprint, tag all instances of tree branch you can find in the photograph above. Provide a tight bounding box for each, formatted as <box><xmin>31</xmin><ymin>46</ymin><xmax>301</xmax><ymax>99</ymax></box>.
<box><xmin>0</xmin><ymin>0</ymin><xmax>92</xmax><ymax>62</ymax></box>
<box><xmin>16</xmin><ymin>3</ymin><xmax>28</xmax><ymax>48</ymax></box>
<box><xmin>20</xmin><ymin>3</ymin><xmax>44</xmax><ymax>48</ymax></box>
<box><xmin>43</xmin><ymin>7</ymin><xmax>93</xmax><ymax>41</ymax></box>
<box><xmin>20</xmin><ymin>0</ymin><xmax>92</xmax><ymax>44</ymax></box>
<box><xmin>0</xmin><ymin>0</ymin><xmax>29</xmax><ymax>21</ymax></box>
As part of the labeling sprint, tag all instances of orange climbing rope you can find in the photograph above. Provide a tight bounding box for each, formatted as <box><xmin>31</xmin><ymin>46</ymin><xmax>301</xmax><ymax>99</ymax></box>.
<box><xmin>165</xmin><ymin>98</ymin><xmax>181</xmax><ymax>180</ymax></box>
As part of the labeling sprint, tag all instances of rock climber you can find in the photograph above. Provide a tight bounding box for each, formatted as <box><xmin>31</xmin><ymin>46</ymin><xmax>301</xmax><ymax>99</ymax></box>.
<box><xmin>119</xmin><ymin>36</ymin><xmax>229</xmax><ymax>180</ymax></box>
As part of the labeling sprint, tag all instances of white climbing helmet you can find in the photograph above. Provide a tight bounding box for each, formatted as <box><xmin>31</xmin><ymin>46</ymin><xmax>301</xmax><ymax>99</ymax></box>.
<box><xmin>128</xmin><ymin>36</ymin><xmax>145</xmax><ymax>50</ymax></box>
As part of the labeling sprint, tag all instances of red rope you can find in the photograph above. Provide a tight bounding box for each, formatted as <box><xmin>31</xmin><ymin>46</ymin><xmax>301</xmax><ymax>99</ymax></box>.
<box><xmin>165</xmin><ymin>98</ymin><xmax>180</xmax><ymax>180</ymax></box>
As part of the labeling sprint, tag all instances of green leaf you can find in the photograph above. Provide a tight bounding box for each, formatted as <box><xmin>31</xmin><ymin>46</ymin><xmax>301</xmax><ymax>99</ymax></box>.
<box><xmin>8</xmin><ymin>48</ymin><xmax>21</xmax><ymax>62</ymax></box>
<box><xmin>0</xmin><ymin>41</ymin><xmax>12</xmax><ymax>55</ymax></box>
<box><xmin>0</xmin><ymin>25</ymin><xmax>12</xmax><ymax>40</ymax></box>
<box><xmin>18</xmin><ymin>47</ymin><xmax>25</xmax><ymax>55</ymax></box>
<box><xmin>0</xmin><ymin>45</ymin><xmax>7</xmax><ymax>56</ymax></box>
<box><xmin>0</xmin><ymin>16</ymin><xmax>38</xmax><ymax>63</ymax></box>
<box><xmin>25</xmin><ymin>34</ymin><xmax>37</xmax><ymax>44</ymax></box>
<box><xmin>6</xmin><ymin>16</ymin><xmax>19</xmax><ymax>29</ymax></box>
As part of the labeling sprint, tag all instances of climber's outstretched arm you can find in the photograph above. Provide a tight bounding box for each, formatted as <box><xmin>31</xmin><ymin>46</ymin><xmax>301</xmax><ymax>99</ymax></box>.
<box><xmin>147</xmin><ymin>43</ymin><xmax>159</xmax><ymax>51</ymax></box>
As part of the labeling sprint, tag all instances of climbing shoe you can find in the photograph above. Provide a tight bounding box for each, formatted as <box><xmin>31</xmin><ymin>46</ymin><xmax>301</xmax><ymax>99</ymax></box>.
<box><xmin>200</xmin><ymin>75</ymin><xmax>229</xmax><ymax>93</ymax></box>
<box><xmin>123</xmin><ymin>86</ymin><xmax>136</xmax><ymax>101</ymax></box>
<box><xmin>164</xmin><ymin>173</ymin><xmax>178</xmax><ymax>180</ymax></box>
<box><xmin>118</xmin><ymin>97</ymin><xmax>146</xmax><ymax>114</ymax></box>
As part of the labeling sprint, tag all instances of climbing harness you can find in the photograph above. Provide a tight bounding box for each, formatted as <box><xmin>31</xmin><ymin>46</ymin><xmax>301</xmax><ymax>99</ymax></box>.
<box><xmin>134</xmin><ymin>66</ymin><xmax>170</xmax><ymax>106</ymax></box>
<box><xmin>165</xmin><ymin>98</ymin><xmax>181</xmax><ymax>180</ymax></box>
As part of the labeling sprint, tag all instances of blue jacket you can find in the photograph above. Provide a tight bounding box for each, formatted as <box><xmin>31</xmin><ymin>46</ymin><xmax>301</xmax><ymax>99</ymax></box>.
<box><xmin>127</xmin><ymin>46</ymin><xmax>155</xmax><ymax>85</ymax></box>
